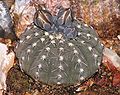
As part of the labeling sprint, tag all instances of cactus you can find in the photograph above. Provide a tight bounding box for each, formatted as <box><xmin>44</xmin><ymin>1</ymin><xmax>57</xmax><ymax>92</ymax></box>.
<box><xmin>16</xmin><ymin>7</ymin><xmax>103</xmax><ymax>85</ymax></box>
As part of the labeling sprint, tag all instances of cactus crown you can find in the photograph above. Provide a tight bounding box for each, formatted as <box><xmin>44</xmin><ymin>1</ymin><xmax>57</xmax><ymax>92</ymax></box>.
<box><xmin>33</xmin><ymin>7</ymin><xmax>77</xmax><ymax>39</ymax></box>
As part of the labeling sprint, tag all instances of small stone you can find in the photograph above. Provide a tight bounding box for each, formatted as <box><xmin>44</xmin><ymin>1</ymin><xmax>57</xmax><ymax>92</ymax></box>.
<box><xmin>33</xmin><ymin>25</ymin><xmax>37</xmax><ymax>28</ymax></box>
<box><xmin>90</xmin><ymin>26</ymin><xmax>94</xmax><ymax>29</ymax></box>
<box><xmin>117</xmin><ymin>35</ymin><xmax>120</xmax><ymax>40</ymax></box>
<box><xmin>76</xmin><ymin>88</ymin><xmax>81</xmax><ymax>92</ymax></box>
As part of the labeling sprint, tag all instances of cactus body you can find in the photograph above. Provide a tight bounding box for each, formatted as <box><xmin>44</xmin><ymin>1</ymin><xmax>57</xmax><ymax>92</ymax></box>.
<box><xmin>16</xmin><ymin>7</ymin><xmax>103</xmax><ymax>85</ymax></box>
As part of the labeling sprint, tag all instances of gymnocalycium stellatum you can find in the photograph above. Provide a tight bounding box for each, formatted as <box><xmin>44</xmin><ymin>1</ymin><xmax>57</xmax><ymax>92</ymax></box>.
<box><xmin>15</xmin><ymin>6</ymin><xmax>104</xmax><ymax>86</ymax></box>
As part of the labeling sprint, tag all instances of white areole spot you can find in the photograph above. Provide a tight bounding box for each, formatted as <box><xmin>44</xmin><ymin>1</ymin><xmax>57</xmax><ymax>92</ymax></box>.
<box><xmin>79</xmin><ymin>68</ymin><xmax>84</xmax><ymax>72</ymax></box>
<box><xmin>59</xmin><ymin>47</ymin><xmax>64</xmax><ymax>51</ymax></box>
<box><xmin>87</xmin><ymin>34</ymin><xmax>91</xmax><ymax>37</ymax></box>
<box><xmin>77</xmin><ymin>59</ymin><xmax>81</xmax><ymax>63</ymax></box>
<box><xmin>36</xmin><ymin>72</ymin><xmax>39</xmax><ymax>75</ymax></box>
<box><xmin>58</xmin><ymin>65</ymin><xmax>63</xmax><ymax>70</ymax></box>
<box><xmin>94</xmin><ymin>54</ymin><xmax>98</xmax><ymax>58</ymax></box>
<box><xmin>38</xmin><ymin>64</ymin><xmax>42</xmax><ymax>68</ymax></box>
<box><xmin>80</xmin><ymin>76</ymin><xmax>84</xmax><ymax>80</ymax></box>
<box><xmin>77</xmin><ymin>25</ymin><xmax>81</xmax><ymax>28</ymax></box>
<box><xmin>49</xmin><ymin>35</ymin><xmax>54</xmax><ymax>40</ymax></box>
<box><xmin>56</xmin><ymin>34</ymin><xmax>62</xmax><ymax>39</ymax></box>
<box><xmin>34</xmin><ymin>32</ymin><xmax>39</xmax><ymax>36</ymax></box>
<box><xmin>41</xmin><ymin>55</ymin><xmax>46</xmax><ymax>60</ymax></box>
<box><xmin>40</xmin><ymin>38</ymin><xmax>45</xmax><ymax>42</ymax></box>
<box><xmin>51</xmin><ymin>40</ymin><xmax>55</xmax><ymax>44</ymax></box>
<box><xmin>22</xmin><ymin>57</ymin><xmax>25</xmax><ymax>60</ymax></box>
<box><xmin>26</xmin><ymin>35</ymin><xmax>31</xmax><ymax>39</ymax></box>
<box><xmin>27</xmin><ymin>49</ymin><xmax>31</xmax><ymax>53</ymax></box>
<box><xmin>32</xmin><ymin>42</ymin><xmax>37</xmax><ymax>47</ymax></box>
<box><xmin>78</xmin><ymin>32</ymin><xmax>81</xmax><ymax>36</ymax></box>
<box><xmin>59</xmin><ymin>56</ymin><xmax>64</xmax><ymax>61</ymax></box>
<box><xmin>94</xmin><ymin>37</ymin><xmax>98</xmax><ymax>41</ymax></box>
<box><xmin>57</xmin><ymin>82</ymin><xmax>61</xmax><ymax>84</ymax></box>
<box><xmin>98</xmin><ymin>62</ymin><xmax>101</xmax><ymax>66</ymax></box>
<box><xmin>68</xmin><ymin>43</ymin><xmax>74</xmax><ymax>46</ymax></box>
<box><xmin>20</xmin><ymin>40</ymin><xmax>23</xmax><ymax>43</ymax></box>
<box><xmin>46</xmin><ymin>47</ymin><xmax>50</xmax><ymax>51</ymax></box>
<box><xmin>33</xmin><ymin>25</ymin><xmax>37</xmax><ymax>28</ymax></box>
<box><xmin>101</xmin><ymin>43</ymin><xmax>104</xmax><ymax>47</ymax></box>
<box><xmin>88</xmin><ymin>46</ymin><xmax>92</xmax><ymax>51</ymax></box>
<box><xmin>81</xmin><ymin>41</ymin><xmax>85</xmax><ymax>44</ymax></box>
<box><xmin>44</xmin><ymin>32</ymin><xmax>49</xmax><ymax>36</ymax></box>
<box><xmin>74</xmin><ymin>50</ymin><xmax>78</xmax><ymax>54</ymax></box>
<box><xmin>84</xmin><ymin>23</ymin><xmax>88</xmax><ymax>27</ymax></box>
<box><xmin>58</xmin><ymin>74</ymin><xmax>62</xmax><ymax>78</ymax></box>
<box><xmin>59</xmin><ymin>40</ymin><xmax>64</xmax><ymax>43</ymax></box>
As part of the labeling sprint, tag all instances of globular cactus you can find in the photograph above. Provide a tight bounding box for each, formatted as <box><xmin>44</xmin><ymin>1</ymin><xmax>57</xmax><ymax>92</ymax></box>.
<box><xmin>15</xmin><ymin>7</ymin><xmax>104</xmax><ymax>85</ymax></box>
<box><xmin>0</xmin><ymin>0</ymin><xmax>18</xmax><ymax>41</ymax></box>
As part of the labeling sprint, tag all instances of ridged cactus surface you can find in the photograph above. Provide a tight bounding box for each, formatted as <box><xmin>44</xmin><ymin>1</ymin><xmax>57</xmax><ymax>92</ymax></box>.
<box><xmin>16</xmin><ymin>7</ymin><xmax>103</xmax><ymax>85</ymax></box>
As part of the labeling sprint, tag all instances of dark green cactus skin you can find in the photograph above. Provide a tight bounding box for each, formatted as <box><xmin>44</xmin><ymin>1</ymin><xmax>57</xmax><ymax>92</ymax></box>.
<box><xmin>16</xmin><ymin>19</ymin><xmax>103</xmax><ymax>85</ymax></box>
